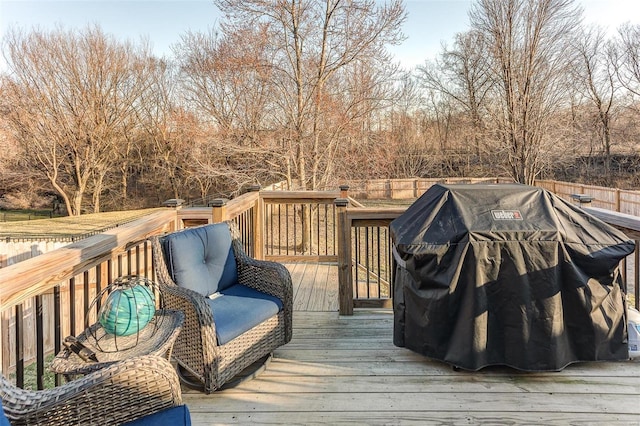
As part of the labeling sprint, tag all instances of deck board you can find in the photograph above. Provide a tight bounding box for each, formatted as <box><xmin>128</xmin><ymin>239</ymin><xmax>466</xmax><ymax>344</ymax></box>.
<box><xmin>288</xmin><ymin>262</ymin><xmax>339</xmax><ymax>312</ymax></box>
<box><xmin>184</xmin><ymin>264</ymin><xmax>640</xmax><ymax>425</ymax></box>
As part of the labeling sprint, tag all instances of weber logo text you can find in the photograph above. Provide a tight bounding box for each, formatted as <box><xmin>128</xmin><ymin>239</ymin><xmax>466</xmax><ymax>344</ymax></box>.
<box><xmin>491</xmin><ymin>210</ymin><xmax>523</xmax><ymax>220</ymax></box>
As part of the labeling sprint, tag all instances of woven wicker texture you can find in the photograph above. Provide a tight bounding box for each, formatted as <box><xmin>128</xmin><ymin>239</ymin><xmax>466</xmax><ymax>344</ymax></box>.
<box><xmin>151</xmin><ymin>221</ymin><xmax>293</xmax><ymax>393</ymax></box>
<box><xmin>50</xmin><ymin>310</ymin><xmax>184</xmax><ymax>377</ymax></box>
<box><xmin>1</xmin><ymin>355</ymin><xmax>182</xmax><ymax>426</ymax></box>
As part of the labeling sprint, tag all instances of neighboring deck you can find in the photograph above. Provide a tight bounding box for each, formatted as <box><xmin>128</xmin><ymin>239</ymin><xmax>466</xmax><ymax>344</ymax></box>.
<box><xmin>183</xmin><ymin>263</ymin><xmax>640</xmax><ymax>425</ymax></box>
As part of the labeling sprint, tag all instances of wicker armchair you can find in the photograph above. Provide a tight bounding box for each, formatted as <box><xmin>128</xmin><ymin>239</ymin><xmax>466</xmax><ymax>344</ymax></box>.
<box><xmin>1</xmin><ymin>355</ymin><xmax>182</xmax><ymax>426</ymax></box>
<box><xmin>151</xmin><ymin>221</ymin><xmax>293</xmax><ymax>393</ymax></box>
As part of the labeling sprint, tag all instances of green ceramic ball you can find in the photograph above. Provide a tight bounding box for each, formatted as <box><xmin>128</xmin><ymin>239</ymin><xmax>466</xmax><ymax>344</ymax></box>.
<box><xmin>98</xmin><ymin>284</ymin><xmax>156</xmax><ymax>336</ymax></box>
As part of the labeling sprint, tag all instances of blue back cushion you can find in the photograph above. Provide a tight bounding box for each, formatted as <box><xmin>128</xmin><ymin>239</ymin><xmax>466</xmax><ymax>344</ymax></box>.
<box><xmin>161</xmin><ymin>223</ymin><xmax>238</xmax><ymax>295</ymax></box>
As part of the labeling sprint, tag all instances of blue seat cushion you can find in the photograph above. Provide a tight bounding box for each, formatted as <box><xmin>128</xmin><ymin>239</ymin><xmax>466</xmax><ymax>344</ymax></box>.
<box><xmin>123</xmin><ymin>404</ymin><xmax>191</xmax><ymax>425</ymax></box>
<box><xmin>0</xmin><ymin>400</ymin><xmax>10</xmax><ymax>426</ymax></box>
<box><xmin>209</xmin><ymin>284</ymin><xmax>283</xmax><ymax>345</ymax></box>
<box><xmin>161</xmin><ymin>223</ymin><xmax>238</xmax><ymax>295</ymax></box>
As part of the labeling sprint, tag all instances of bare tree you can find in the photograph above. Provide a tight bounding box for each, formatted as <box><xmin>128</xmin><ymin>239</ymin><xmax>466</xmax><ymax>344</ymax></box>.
<box><xmin>175</xmin><ymin>26</ymin><xmax>277</xmax><ymax>145</ymax></box>
<box><xmin>616</xmin><ymin>23</ymin><xmax>640</xmax><ymax>99</ymax></box>
<box><xmin>136</xmin><ymin>58</ymin><xmax>193</xmax><ymax>200</ymax></box>
<box><xmin>470</xmin><ymin>0</ymin><xmax>582</xmax><ymax>184</ymax></box>
<box><xmin>214</xmin><ymin>0</ymin><xmax>406</xmax><ymax>190</ymax></box>
<box><xmin>418</xmin><ymin>31</ymin><xmax>494</xmax><ymax>159</ymax></box>
<box><xmin>2</xmin><ymin>26</ymin><xmax>152</xmax><ymax>215</ymax></box>
<box><xmin>175</xmin><ymin>27</ymin><xmax>289</xmax><ymax>200</ymax></box>
<box><xmin>570</xmin><ymin>26</ymin><xmax>619</xmax><ymax>176</ymax></box>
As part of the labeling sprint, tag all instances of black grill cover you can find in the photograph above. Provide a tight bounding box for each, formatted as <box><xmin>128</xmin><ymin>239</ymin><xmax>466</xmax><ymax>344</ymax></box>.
<box><xmin>390</xmin><ymin>183</ymin><xmax>635</xmax><ymax>371</ymax></box>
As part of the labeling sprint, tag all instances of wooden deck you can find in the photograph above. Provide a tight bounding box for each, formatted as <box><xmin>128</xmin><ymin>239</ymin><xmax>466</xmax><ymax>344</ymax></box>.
<box><xmin>184</xmin><ymin>263</ymin><xmax>640</xmax><ymax>425</ymax></box>
<box><xmin>287</xmin><ymin>262</ymin><xmax>340</xmax><ymax>312</ymax></box>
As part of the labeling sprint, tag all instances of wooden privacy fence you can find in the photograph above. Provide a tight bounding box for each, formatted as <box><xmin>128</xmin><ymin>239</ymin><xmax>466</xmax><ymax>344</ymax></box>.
<box><xmin>0</xmin><ymin>241</ymin><xmax>69</xmax><ymax>268</ymax></box>
<box><xmin>345</xmin><ymin>177</ymin><xmax>513</xmax><ymax>200</ymax></box>
<box><xmin>342</xmin><ymin>178</ymin><xmax>640</xmax><ymax>216</ymax></box>
<box><xmin>532</xmin><ymin>180</ymin><xmax>640</xmax><ymax>215</ymax></box>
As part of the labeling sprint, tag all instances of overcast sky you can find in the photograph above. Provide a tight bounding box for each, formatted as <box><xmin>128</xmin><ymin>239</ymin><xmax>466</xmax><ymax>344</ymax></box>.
<box><xmin>1</xmin><ymin>0</ymin><xmax>639</xmax><ymax>70</ymax></box>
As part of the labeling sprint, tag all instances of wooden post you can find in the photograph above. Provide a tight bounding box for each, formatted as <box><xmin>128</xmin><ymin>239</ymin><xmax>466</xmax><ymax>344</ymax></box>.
<box><xmin>336</xmin><ymin>198</ymin><xmax>353</xmax><ymax>315</ymax></box>
<box><xmin>0</xmin><ymin>311</ymin><xmax>6</xmax><ymax>375</ymax></box>
<box><xmin>339</xmin><ymin>185</ymin><xmax>349</xmax><ymax>199</ymax></box>
<box><xmin>615</xmin><ymin>189</ymin><xmax>621</xmax><ymax>212</ymax></box>
<box><xmin>249</xmin><ymin>186</ymin><xmax>265</xmax><ymax>260</ymax></box>
<box><xmin>210</xmin><ymin>199</ymin><xmax>228</xmax><ymax>223</ymax></box>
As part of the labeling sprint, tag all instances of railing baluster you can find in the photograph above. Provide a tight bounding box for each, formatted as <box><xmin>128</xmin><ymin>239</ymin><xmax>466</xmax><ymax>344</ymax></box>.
<box><xmin>354</xmin><ymin>227</ymin><xmax>360</xmax><ymax>299</ymax></box>
<box><xmin>389</xmin><ymin>230</ymin><xmax>395</xmax><ymax>299</ymax></box>
<box><xmin>376</xmin><ymin>227</ymin><xmax>381</xmax><ymax>298</ymax></box>
<box><xmin>278</xmin><ymin>204</ymin><xmax>282</xmax><ymax>256</ymax></box>
<box><xmin>119</xmin><ymin>253</ymin><xmax>125</xmax><ymax>277</ymax></box>
<box><xmin>636</xmin><ymin>241</ymin><xmax>640</xmax><ymax>310</ymax></box>
<box><xmin>365</xmin><ymin>227</ymin><xmax>371</xmax><ymax>298</ymax></box>
<box><xmin>96</xmin><ymin>264</ymin><xmax>103</xmax><ymax>312</ymax></box>
<box><xmin>15</xmin><ymin>304</ymin><xmax>24</xmax><ymax>388</ymax></box>
<box><xmin>145</xmin><ymin>241</ymin><xmax>151</xmax><ymax>279</ymax></box>
<box><xmin>315</xmin><ymin>203</ymin><xmax>319</xmax><ymax>256</ymax></box>
<box><xmin>108</xmin><ymin>259</ymin><xmax>113</xmax><ymax>286</ymax></box>
<box><xmin>35</xmin><ymin>295</ymin><xmax>44</xmax><ymax>390</ymax></box>
<box><xmin>136</xmin><ymin>245</ymin><xmax>141</xmax><ymax>276</ymax></box>
<box><xmin>333</xmin><ymin>204</ymin><xmax>337</xmax><ymax>255</ymax></box>
<box><xmin>69</xmin><ymin>277</ymin><xmax>76</xmax><ymax>337</ymax></box>
<box><xmin>83</xmin><ymin>271</ymin><xmax>90</xmax><ymax>329</ymax></box>
<box><xmin>268</xmin><ymin>204</ymin><xmax>272</xmax><ymax>255</ymax></box>
<box><xmin>324</xmin><ymin>204</ymin><xmax>329</xmax><ymax>255</ymax></box>
<box><xmin>288</xmin><ymin>204</ymin><xmax>292</xmax><ymax>256</ymax></box>
<box><xmin>54</xmin><ymin>286</ymin><xmax>62</xmax><ymax>387</ymax></box>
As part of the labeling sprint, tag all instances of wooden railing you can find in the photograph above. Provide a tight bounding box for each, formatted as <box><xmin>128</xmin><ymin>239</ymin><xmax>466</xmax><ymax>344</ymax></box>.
<box><xmin>335</xmin><ymin>201</ymin><xmax>404</xmax><ymax>315</ymax></box>
<box><xmin>261</xmin><ymin>190</ymin><xmax>344</xmax><ymax>263</ymax></box>
<box><xmin>335</xmin><ymin>203</ymin><xmax>640</xmax><ymax>315</ymax></box>
<box><xmin>0</xmin><ymin>209</ymin><xmax>178</xmax><ymax>388</ymax></box>
<box><xmin>0</xmin><ymin>187</ymin><xmax>350</xmax><ymax>389</ymax></box>
<box><xmin>1</xmin><ymin>181</ymin><xmax>639</xmax><ymax>391</ymax></box>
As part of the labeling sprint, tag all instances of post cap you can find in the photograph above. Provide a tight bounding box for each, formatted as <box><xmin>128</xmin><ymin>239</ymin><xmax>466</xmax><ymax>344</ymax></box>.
<box><xmin>162</xmin><ymin>198</ymin><xmax>185</xmax><ymax>208</ymax></box>
<box><xmin>208</xmin><ymin>198</ymin><xmax>229</xmax><ymax>207</ymax></box>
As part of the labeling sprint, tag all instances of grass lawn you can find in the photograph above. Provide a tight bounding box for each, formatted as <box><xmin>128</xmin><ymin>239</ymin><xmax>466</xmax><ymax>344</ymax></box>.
<box><xmin>9</xmin><ymin>354</ymin><xmax>57</xmax><ymax>390</ymax></box>
<box><xmin>0</xmin><ymin>208</ymin><xmax>164</xmax><ymax>240</ymax></box>
<box><xmin>0</xmin><ymin>209</ymin><xmax>65</xmax><ymax>222</ymax></box>
<box><xmin>359</xmin><ymin>198</ymin><xmax>415</xmax><ymax>208</ymax></box>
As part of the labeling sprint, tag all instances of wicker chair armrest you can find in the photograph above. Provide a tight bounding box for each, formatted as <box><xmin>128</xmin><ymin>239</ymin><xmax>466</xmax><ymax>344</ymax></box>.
<box><xmin>235</xmin><ymin>255</ymin><xmax>293</xmax><ymax>302</ymax></box>
<box><xmin>231</xmin><ymin>235</ymin><xmax>293</xmax><ymax>343</ymax></box>
<box><xmin>160</xmin><ymin>283</ymin><xmax>214</xmax><ymax>326</ymax></box>
<box><xmin>2</xmin><ymin>355</ymin><xmax>181</xmax><ymax>426</ymax></box>
<box><xmin>240</xmin><ymin>256</ymin><xmax>293</xmax><ymax>343</ymax></box>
